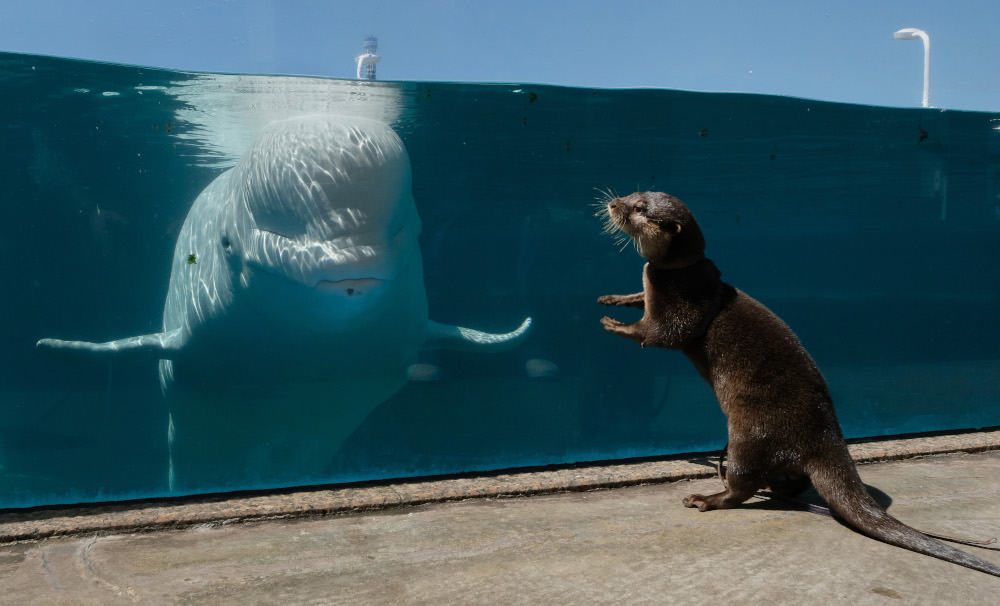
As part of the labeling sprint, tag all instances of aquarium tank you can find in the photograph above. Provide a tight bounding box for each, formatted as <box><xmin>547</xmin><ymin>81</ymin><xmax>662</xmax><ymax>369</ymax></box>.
<box><xmin>1</xmin><ymin>50</ymin><xmax>998</xmax><ymax>509</ymax></box>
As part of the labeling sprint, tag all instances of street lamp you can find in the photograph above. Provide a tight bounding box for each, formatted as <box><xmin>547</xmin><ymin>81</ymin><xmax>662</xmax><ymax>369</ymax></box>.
<box><xmin>893</xmin><ymin>28</ymin><xmax>930</xmax><ymax>108</ymax></box>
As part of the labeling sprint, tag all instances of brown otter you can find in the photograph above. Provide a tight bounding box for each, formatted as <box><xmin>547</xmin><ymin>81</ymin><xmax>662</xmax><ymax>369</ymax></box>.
<box><xmin>597</xmin><ymin>190</ymin><xmax>1000</xmax><ymax>577</ymax></box>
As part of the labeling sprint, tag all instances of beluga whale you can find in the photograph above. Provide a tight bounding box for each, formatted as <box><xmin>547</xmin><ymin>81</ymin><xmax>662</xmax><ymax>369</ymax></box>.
<box><xmin>38</xmin><ymin>114</ymin><xmax>531</xmax><ymax>493</ymax></box>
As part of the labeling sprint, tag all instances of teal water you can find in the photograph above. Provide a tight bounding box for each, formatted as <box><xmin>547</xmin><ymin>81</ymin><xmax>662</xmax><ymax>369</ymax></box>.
<box><xmin>2</xmin><ymin>52</ymin><xmax>999</xmax><ymax>508</ymax></box>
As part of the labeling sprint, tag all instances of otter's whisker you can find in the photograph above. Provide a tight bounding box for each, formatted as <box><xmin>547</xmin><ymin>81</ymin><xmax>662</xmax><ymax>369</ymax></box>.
<box><xmin>592</xmin><ymin>186</ymin><xmax>619</xmax><ymax>204</ymax></box>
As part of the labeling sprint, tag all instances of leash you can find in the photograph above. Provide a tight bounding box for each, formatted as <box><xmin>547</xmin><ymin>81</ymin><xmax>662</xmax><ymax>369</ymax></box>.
<box><xmin>714</xmin><ymin>445</ymin><xmax>997</xmax><ymax>547</ymax></box>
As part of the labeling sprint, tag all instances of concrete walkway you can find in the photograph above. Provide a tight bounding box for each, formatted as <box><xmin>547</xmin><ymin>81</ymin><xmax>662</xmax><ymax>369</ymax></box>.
<box><xmin>2</xmin><ymin>433</ymin><xmax>999</xmax><ymax>604</ymax></box>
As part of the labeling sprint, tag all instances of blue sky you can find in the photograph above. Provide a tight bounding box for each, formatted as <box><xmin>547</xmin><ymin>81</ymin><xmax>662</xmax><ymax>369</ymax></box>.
<box><xmin>2</xmin><ymin>0</ymin><xmax>999</xmax><ymax>111</ymax></box>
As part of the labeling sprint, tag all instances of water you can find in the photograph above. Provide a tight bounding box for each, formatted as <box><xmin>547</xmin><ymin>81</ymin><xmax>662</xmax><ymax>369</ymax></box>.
<box><xmin>2</xmin><ymin>51</ymin><xmax>999</xmax><ymax>508</ymax></box>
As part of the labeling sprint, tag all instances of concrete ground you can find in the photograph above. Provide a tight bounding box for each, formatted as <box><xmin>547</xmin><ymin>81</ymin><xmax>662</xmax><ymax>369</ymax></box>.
<box><xmin>1</xmin><ymin>433</ymin><xmax>999</xmax><ymax>604</ymax></box>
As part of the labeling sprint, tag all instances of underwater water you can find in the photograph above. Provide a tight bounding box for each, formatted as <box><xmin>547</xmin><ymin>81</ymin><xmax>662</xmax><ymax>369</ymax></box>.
<box><xmin>2</xmin><ymin>51</ymin><xmax>999</xmax><ymax>508</ymax></box>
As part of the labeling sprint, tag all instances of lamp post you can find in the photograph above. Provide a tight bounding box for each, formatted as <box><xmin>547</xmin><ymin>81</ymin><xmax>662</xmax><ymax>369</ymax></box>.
<box><xmin>893</xmin><ymin>28</ymin><xmax>930</xmax><ymax>108</ymax></box>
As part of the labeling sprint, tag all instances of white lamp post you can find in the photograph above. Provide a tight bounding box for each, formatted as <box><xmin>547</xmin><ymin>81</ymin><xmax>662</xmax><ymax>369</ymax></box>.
<box><xmin>893</xmin><ymin>28</ymin><xmax>930</xmax><ymax>108</ymax></box>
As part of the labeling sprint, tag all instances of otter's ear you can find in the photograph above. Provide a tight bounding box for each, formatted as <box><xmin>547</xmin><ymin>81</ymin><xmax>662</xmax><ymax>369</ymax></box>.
<box><xmin>665</xmin><ymin>221</ymin><xmax>682</xmax><ymax>235</ymax></box>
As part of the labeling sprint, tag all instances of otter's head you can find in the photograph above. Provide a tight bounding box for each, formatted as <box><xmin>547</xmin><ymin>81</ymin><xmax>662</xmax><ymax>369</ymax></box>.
<box><xmin>600</xmin><ymin>191</ymin><xmax>705</xmax><ymax>268</ymax></box>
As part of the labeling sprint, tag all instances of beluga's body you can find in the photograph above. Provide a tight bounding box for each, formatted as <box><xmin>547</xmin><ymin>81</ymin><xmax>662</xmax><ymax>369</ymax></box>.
<box><xmin>39</xmin><ymin>115</ymin><xmax>531</xmax><ymax>492</ymax></box>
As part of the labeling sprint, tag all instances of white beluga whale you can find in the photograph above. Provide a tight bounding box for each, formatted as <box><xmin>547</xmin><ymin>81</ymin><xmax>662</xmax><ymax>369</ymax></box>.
<box><xmin>38</xmin><ymin>115</ymin><xmax>531</xmax><ymax>492</ymax></box>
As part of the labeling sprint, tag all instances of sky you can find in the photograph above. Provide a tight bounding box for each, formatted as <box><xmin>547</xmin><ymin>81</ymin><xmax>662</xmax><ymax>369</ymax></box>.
<box><xmin>2</xmin><ymin>0</ymin><xmax>999</xmax><ymax>112</ymax></box>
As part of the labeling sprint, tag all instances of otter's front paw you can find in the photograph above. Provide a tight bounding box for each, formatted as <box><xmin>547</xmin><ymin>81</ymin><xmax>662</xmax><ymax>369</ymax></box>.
<box><xmin>600</xmin><ymin>316</ymin><xmax>625</xmax><ymax>330</ymax></box>
<box><xmin>597</xmin><ymin>295</ymin><xmax>619</xmax><ymax>306</ymax></box>
<box><xmin>682</xmin><ymin>494</ymin><xmax>711</xmax><ymax>512</ymax></box>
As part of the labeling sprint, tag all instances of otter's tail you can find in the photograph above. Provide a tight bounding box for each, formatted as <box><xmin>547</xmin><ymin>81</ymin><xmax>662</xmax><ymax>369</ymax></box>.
<box><xmin>809</xmin><ymin>463</ymin><xmax>1000</xmax><ymax>577</ymax></box>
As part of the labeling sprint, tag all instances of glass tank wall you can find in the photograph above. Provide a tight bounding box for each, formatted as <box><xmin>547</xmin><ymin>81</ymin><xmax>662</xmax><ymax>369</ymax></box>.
<box><xmin>2</xmin><ymin>52</ymin><xmax>998</xmax><ymax>508</ymax></box>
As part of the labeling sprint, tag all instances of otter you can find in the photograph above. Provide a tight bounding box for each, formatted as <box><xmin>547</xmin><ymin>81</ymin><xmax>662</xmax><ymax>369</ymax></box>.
<box><xmin>597</xmin><ymin>190</ymin><xmax>1000</xmax><ymax>577</ymax></box>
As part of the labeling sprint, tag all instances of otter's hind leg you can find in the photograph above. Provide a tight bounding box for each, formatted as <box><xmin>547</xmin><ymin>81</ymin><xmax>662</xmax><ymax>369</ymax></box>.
<box><xmin>684</xmin><ymin>441</ymin><xmax>768</xmax><ymax>511</ymax></box>
<box><xmin>683</xmin><ymin>471</ymin><xmax>759</xmax><ymax>512</ymax></box>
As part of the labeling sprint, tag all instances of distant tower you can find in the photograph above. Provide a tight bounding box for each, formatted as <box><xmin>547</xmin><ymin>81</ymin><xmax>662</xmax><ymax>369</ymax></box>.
<box><xmin>356</xmin><ymin>36</ymin><xmax>380</xmax><ymax>80</ymax></box>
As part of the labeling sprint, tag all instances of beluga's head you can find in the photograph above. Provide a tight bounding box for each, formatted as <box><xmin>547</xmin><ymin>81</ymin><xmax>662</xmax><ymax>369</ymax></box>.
<box><xmin>228</xmin><ymin>115</ymin><xmax>424</xmax><ymax>329</ymax></box>
<box><xmin>600</xmin><ymin>191</ymin><xmax>705</xmax><ymax>269</ymax></box>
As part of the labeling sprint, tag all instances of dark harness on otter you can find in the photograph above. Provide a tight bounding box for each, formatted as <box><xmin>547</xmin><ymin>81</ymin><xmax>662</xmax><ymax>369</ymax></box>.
<box><xmin>658</xmin><ymin>255</ymin><xmax>731</xmax><ymax>349</ymax></box>
<box><xmin>689</xmin><ymin>276</ymin><xmax>728</xmax><ymax>346</ymax></box>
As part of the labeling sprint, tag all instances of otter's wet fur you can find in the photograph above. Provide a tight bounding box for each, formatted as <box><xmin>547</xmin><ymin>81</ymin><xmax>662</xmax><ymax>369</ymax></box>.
<box><xmin>597</xmin><ymin>190</ymin><xmax>1000</xmax><ymax>577</ymax></box>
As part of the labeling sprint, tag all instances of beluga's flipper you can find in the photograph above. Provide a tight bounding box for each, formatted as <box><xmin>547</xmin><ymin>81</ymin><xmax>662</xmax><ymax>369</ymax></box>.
<box><xmin>37</xmin><ymin>329</ymin><xmax>184</xmax><ymax>359</ymax></box>
<box><xmin>425</xmin><ymin>317</ymin><xmax>532</xmax><ymax>352</ymax></box>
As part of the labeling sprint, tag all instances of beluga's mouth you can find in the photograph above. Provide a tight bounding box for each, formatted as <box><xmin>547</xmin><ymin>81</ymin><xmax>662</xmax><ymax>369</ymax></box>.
<box><xmin>316</xmin><ymin>277</ymin><xmax>383</xmax><ymax>297</ymax></box>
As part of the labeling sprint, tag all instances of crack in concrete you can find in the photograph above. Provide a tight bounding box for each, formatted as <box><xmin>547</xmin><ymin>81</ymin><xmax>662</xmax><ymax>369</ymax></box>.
<box><xmin>78</xmin><ymin>535</ymin><xmax>139</xmax><ymax>603</ymax></box>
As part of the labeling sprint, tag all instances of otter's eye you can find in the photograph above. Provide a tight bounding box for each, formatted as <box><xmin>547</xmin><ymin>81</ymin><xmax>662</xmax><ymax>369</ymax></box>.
<box><xmin>635</xmin><ymin>204</ymin><xmax>647</xmax><ymax>214</ymax></box>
